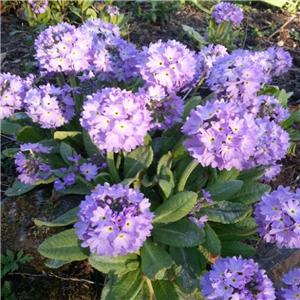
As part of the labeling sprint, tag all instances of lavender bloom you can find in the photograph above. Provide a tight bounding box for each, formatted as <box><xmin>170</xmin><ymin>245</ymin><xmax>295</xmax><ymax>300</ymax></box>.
<box><xmin>254</xmin><ymin>186</ymin><xmax>300</xmax><ymax>249</ymax></box>
<box><xmin>80</xmin><ymin>87</ymin><xmax>152</xmax><ymax>153</ymax></box>
<box><xmin>81</xmin><ymin>18</ymin><xmax>120</xmax><ymax>39</ymax></box>
<box><xmin>74</xmin><ymin>183</ymin><xmax>154</xmax><ymax>257</ymax></box>
<box><xmin>138</xmin><ymin>39</ymin><xmax>196</xmax><ymax>94</ymax></box>
<box><xmin>200</xmin><ymin>256</ymin><xmax>275</xmax><ymax>300</ymax></box>
<box><xmin>24</xmin><ymin>83</ymin><xmax>75</xmax><ymax>129</ymax></box>
<box><xmin>14</xmin><ymin>143</ymin><xmax>52</xmax><ymax>184</ymax></box>
<box><xmin>28</xmin><ymin>0</ymin><xmax>48</xmax><ymax>14</ymax></box>
<box><xmin>261</xmin><ymin>164</ymin><xmax>283</xmax><ymax>182</ymax></box>
<box><xmin>212</xmin><ymin>2</ymin><xmax>244</xmax><ymax>26</ymax></box>
<box><xmin>0</xmin><ymin>73</ymin><xmax>32</xmax><ymax>119</ymax></box>
<box><xmin>106</xmin><ymin>5</ymin><xmax>120</xmax><ymax>17</ymax></box>
<box><xmin>34</xmin><ymin>22</ymin><xmax>93</xmax><ymax>75</ymax></box>
<box><xmin>278</xmin><ymin>268</ymin><xmax>300</xmax><ymax>300</ymax></box>
<box><xmin>80</xmin><ymin>163</ymin><xmax>98</xmax><ymax>182</ymax></box>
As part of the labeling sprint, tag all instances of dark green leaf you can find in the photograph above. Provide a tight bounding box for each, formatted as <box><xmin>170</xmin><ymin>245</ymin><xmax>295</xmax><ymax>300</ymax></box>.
<box><xmin>94</xmin><ymin>172</ymin><xmax>113</xmax><ymax>185</ymax></box>
<box><xmin>237</xmin><ymin>168</ymin><xmax>265</xmax><ymax>183</ymax></box>
<box><xmin>63</xmin><ymin>183</ymin><xmax>92</xmax><ymax>195</ymax></box>
<box><xmin>5</xmin><ymin>181</ymin><xmax>36</xmax><ymax>196</ymax></box>
<box><xmin>152</xmin><ymin>280</ymin><xmax>179</xmax><ymax>300</ymax></box>
<box><xmin>206</xmin><ymin>180</ymin><xmax>243</xmax><ymax>202</ymax></box>
<box><xmin>221</xmin><ymin>241</ymin><xmax>256</xmax><ymax>258</ymax></box>
<box><xmin>157</xmin><ymin>152</ymin><xmax>173</xmax><ymax>175</ymax></box>
<box><xmin>59</xmin><ymin>142</ymin><xmax>77</xmax><ymax>166</ymax></box>
<box><xmin>217</xmin><ymin>168</ymin><xmax>240</xmax><ymax>181</ymax></box>
<box><xmin>141</xmin><ymin>239</ymin><xmax>172</xmax><ymax>279</ymax></box>
<box><xmin>15</xmin><ymin>126</ymin><xmax>45</xmax><ymax>142</ymax></box>
<box><xmin>183</xmin><ymin>96</ymin><xmax>202</xmax><ymax>119</ymax></box>
<box><xmin>82</xmin><ymin>130</ymin><xmax>101</xmax><ymax>157</ymax></box>
<box><xmin>44</xmin><ymin>259</ymin><xmax>71</xmax><ymax>269</ymax></box>
<box><xmin>2</xmin><ymin>148</ymin><xmax>20</xmax><ymax>157</ymax></box>
<box><xmin>158</xmin><ymin>179</ymin><xmax>173</xmax><ymax>200</ymax></box>
<box><xmin>1</xmin><ymin>120</ymin><xmax>22</xmax><ymax>136</ymax></box>
<box><xmin>152</xmin><ymin>219</ymin><xmax>205</xmax><ymax>247</ymax></box>
<box><xmin>201</xmin><ymin>223</ymin><xmax>221</xmax><ymax>255</ymax></box>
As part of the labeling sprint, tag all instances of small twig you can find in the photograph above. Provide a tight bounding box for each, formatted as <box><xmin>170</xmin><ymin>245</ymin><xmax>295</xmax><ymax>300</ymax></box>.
<box><xmin>268</xmin><ymin>15</ymin><xmax>296</xmax><ymax>39</ymax></box>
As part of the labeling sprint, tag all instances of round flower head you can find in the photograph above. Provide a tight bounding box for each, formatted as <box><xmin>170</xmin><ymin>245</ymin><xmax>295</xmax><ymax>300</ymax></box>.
<box><xmin>200</xmin><ymin>256</ymin><xmax>275</xmax><ymax>300</ymax></box>
<box><xmin>81</xmin><ymin>87</ymin><xmax>152</xmax><ymax>153</ymax></box>
<box><xmin>139</xmin><ymin>39</ymin><xmax>196</xmax><ymax>94</ymax></box>
<box><xmin>254</xmin><ymin>185</ymin><xmax>300</xmax><ymax>249</ymax></box>
<box><xmin>261</xmin><ymin>164</ymin><xmax>282</xmax><ymax>182</ymax></box>
<box><xmin>81</xmin><ymin>18</ymin><xmax>120</xmax><ymax>39</ymax></box>
<box><xmin>0</xmin><ymin>73</ymin><xmax>32</xmax><ymax>119</ymax></box>
<box><xmin>182</xmin><ymin>99</ymin><xmax>259</xmax><ymax>171</ymax></box>
<box><xmin>24</xmin><ymin>83</ymin><xmax>75</xmax><ymax>129</ymax></box>
<box><xmin>28</xmin><ymin>0</ymin><xmax>48</xmax><ymax>14</ymax></box>
<box><xmin>34</xmin><ymin>22</ymin><xmax>93</xmax><ymax>75</ymax></box>
<box><xmin>106</xmin><ymin>5</ymin><xmax>120</xmax><ymax>17</ymax></box>
<box><xmin>14</xmin><ymin>143</ymin><xmax>53</xmax><ymax>184</ymax></box>
<box><xmin>212</xmin><ymin>2</ymin><xmax>244</xmax><ymax>26</ymax></box>
<box><xmin>74</xmin><ymin>183</ymin><xmax>154</xmax><ymax>257</ymax></box>
<box><xmin>278</xmin><ymin>268</ymin><xmax>300</xmax><ymax>300</ymax></box>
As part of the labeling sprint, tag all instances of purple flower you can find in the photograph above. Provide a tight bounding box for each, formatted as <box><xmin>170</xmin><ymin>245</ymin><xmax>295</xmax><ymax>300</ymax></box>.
<box><xmin>24</xmin><ymin>83</ymin><xmax>75</xmax><ymax>129</ymax></box>
<box><xmin>212</xmin><ymin>2</ymin><xmax>244</xmax><ymax>26</ymax></box>
<box><xmin>200</xmin><ymin>256</ymin><xmax>275</xmax><ymax>300</ymax></box>
<box><xmin>138</xmin><ymin>39</ymin><xmax>196</xmax><ymax>94</ymax></box>
<box><xmin>0</xmin><ymin>73</ymin><xmax>32</xmax><ymax>119</ymax></box>
<box><xmin>54</xmin><ymin>178</ymin><xmax>65</xmax><ymax>191</ymax></box>
<box><xmin>254</xmin><ymin>186</ymin><xmax>300</xmax><ymax>249</ymax></box>
<box><xmin>28</xmin><ymin>0</ymin><xmax>48</xmax><ymax>14</ymax></box>
<box><xmin>106</xmin><ymin>5</ymin><xmax>119</xmax><ymax>17</ymax></box>
<box><xmin>80</xmin><ymin>87</ymin><xmax>152</xmax><ymax>153</ymax></box>
<box><xmin>278</xmin><ymin>268</ymin><xmax>300</xmax><ymax>300</ymax></box>
<box><xmin>14</xmin><ymin>143</ymin><xmax>53</xmax><ymax>184</ymax></box>
<box><xmin>261</xmin><ymin>164</ymin><xmax>282</xmax><ymax>182</ymax></box>
<box><xmin>80</xmin><ymin>163</ymin><xmax>98</xmax><ymax>181</ymax></box>
<box><xmin>74</xmin><ymin>183</ymin><xmax>154</xmax><ymax>257</ymax></box>
<box><xmin>64</xmin><ymin>173</ymin><xmax>76</xmax><ymax>186</ymax></box>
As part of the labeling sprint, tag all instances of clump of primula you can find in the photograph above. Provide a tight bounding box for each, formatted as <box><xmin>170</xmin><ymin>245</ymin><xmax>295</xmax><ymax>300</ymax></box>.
<box><xmin>254</xmin><ymin>185</ymin><xmax>300</xmax><ymax>249</ymax></box>
<box><xmin>14</xmin><ymin>143</ymin><xmax>53</xmax><ymax>184</ymax></box>
<box><xmin>261</xmin><ymin>164</ymin><xmax>283</xmax><ymax>182</ymax></box>
<box><xmin>0</xmin><ymin>73</ymin><xmax>33</xmax><ymax>119</ymax></box>
<box><xmin>34</xmin><ymin>22</ymin><xmax>94</xmax><ymax>75</ymax></box>
<box><xmin>24</xmin><ymin>83</ymin><xmax>75</xmax><ymax>129</ymax></box>
<box><xmin>81</xmin><ymin>87</ymin><xmax>152</xmax><ymax>153</ymax></box>
<box><xmin>81</xmin><ymin>18</ymin><xmax>120</xmax><ymax>39</ymax></box>
<box><xmin>277</xmin><ymin>268</ymin><xmax>300</xmax><ymax>300</ymax></box>
<box><xmin>200</xmin><ymin>256</ymin><xmax>276</xmax><ymax>300</ymax></box>
<box><xmin>106</xmin><ymin>5</ymin><xmax>120</xmax><ymax>17</ymax></box>
<box><xmin>28</xmin><ymin>0</ymin><xmax>48</xmax><ymax>14</ymax></box>
<box><xmin>212</xmin><ymin>2</ymin><xmax>244</xmax><ymax>26</ymax></box>
<box><xmin>139</xmin><ymin>39</ymin><xmax>196</xmax><ymax>94</ymax></box>
<box><xmin>74</xmin><ymin>183</ymin><xmax>154</xmax><ymax>257</ymax></box>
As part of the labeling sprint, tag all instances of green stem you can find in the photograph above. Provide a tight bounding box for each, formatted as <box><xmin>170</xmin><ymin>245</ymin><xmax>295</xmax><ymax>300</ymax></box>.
<box><xmin>56</xmin><ymin>73</ymin><xmax>65</xmax><ymax>88</ymax></box>
<box><xmin>144</xmin><ymin>277</ymin><xmax>156</xmax><ymax>300</ymax></box>
<box><xmin>69</xmin><ymin>73</ymin><xmax>82</xmax><ymax>117</ymax></box>
<box><xmin>77</xmin><ymin>176</ymin><xmax>94</xmax><ymax>188</ymax></box>
<box><xmin>107</xmin><ymin>152</ymin><xmax>121</xmax><ymax>183</ymax></box>
<box><xmin>191</xmin><ymin>76</ymin><xmax>205</xmax><ymax>98</ymax></box>
<box><xmin>177</xmin><ymin>160</ymin><xmax>199</xmax><ymax>192</ymax></box>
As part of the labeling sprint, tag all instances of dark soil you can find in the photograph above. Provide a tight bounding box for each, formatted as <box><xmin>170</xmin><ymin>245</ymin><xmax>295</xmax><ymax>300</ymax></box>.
<box><xmin>1</xmin><ymin>2</ymin><xmax>300</xmax><ymax>299</ymax></box>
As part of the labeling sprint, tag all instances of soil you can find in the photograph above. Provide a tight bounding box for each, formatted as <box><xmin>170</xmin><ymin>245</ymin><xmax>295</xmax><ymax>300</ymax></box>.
<box><xmin>1</xmin><ymin>2</ymin><xmax>300</xmax><ymax>299</ymax></box>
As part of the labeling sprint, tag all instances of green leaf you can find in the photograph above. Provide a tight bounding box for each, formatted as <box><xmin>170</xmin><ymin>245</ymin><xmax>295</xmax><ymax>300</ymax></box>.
<box><xmin>59</xmin><ymin>142</ymin><xmax>77</xmax><ymax>166</ymax></box>
<box><xmin>219</xmin><ymin>217</ymin><xmax>258</xmax><ymax>236</ymax></box>
<box><xmin>217</xmin><ymin>168</ymin><xmax>240</xmax><ymax>181</ymax></box>
<box><xmin>206</xmin><ymin>180</ymin><xmax>243</xmax><ymax>202</ymax></box>
<box><xmin>152</xmin><ymin>219</ymin><xmax>205</xmax><ymax>247</ymax></box>
<box><xmin>34</xmin><ymin>207</ymin><xmax>80</xmax><ymax>227</ymax></box>
<box><xmin>170</xmin><ymin>247</ymin><xmax>203</xmax><ymax>293</ymax></box>
<box><xmin>63</xmin><ymin>183</ymin><xmax>92</xmax><ymax>195</ymax></box>
<box><xmin>281</xmin><ymin>110</ymin><xmax>300</xmax><ymax>130</ymax></box>
<box><xmin>38</xmin><ymin>229</ymin><xmax>89</xmax><ymax>261</ymax></box>
<box><xmin>157</xmin><ymin>152</ymin><xmax>173</xmax><ymax>175</ymax></box>
<box><xmin>1</xmin><ymin>120</ymin><xmax>22</xmax><ymax>136</ymax></box>
<box><xmin>237</xmin><ymin>168</ymin><xmax>265</xmax><ymax>183</ymax></box>
<box><xmin>141</xmin><ymin>239</ymin><xmax>173</xmax><ymax>279</ymax></box>
<box><xmin>158</xmin><ymin>179</ymin><xmax>173</xmax><ymax>200</ymax></box>
<box><xmin>5</xmin><ymin>181</ymin><xmax>36</xmax><ymax>196</ymax></box>
<box><xmin>82</xmin><ymin>130</ymin><xmax>101</xmax><ymax>157</ymax></box>
<box><xmin>54</xmin><ymin>131</ymin><xmax>83</xmax><ymax>144</ymax></box>
<box><xmin>107</xmin><ymin>270</ymin><xmax>144</xmax><ymax>300</ymax></box>
<box><xmin>94</xmin><ymin>172</ymin><xmax>113</xmax><ymax>185</ymax></box>
<box><xmin>123</xmin><ymin>146</ymin><xmax>153</xmax><ymax>178</ymax></box>
<box><xmin>201</xmin><ymin>201</ymin><xmax>251</xmax><ymax>224</ymax></box>
<box><xmin>2</xmin><ymin>148</ymin><xmax>20</xmax><ymax>158</ymax></box>
<box><xmin>221</xmin><ymin>241</ymin><xmax>256</xmax><ymax>258</ymax></box>
<box><xmin>152</xmin><ymin>280</ymin><xmax>179</xmax><ymax>300</ymax></box>
<box><xmin>89</xmin><ymin>253</ymin><xmax>139</xmax><ymax>275</ymax></box>
<box><xmin>183</xmin><ymin>96</ymin><xmax>202</xmax><ymax>119</ymax></box>
<box><xmin>289</xmin><ymin>131</ymin><xmax>300</xmax><ymax>141</ymax></box>
<box><xmin>153</xmin><ymin>191</ymin><xmax>197</xmax><ymax>225</ymax></box>
<box><xmin>159</xmin><ymin>166</ymin><xmax>174</xmax><ymax>186</ymax></box>
<box><xmin>44</xmin><ymin>259</ymin><xmax>71</xmax><ymax>269</ymax></box>
<box><xmin>201</xmin><ymin>223</ymin><xmax>221</xmax><ymax>255</ymax></box>
<box><xmin>15</xmin><ymin>126</ymin><xmax>45</xmax><ymax>142</ymax></box>
<box><xmin>182</xmin><ymin>24</ymin><xmax>208</xmax><ymax>46</ymax></box>
<box><xmin>228</xmin><ymin>183</ymin><xmax>271</xmax><ymax>205</ymax></box>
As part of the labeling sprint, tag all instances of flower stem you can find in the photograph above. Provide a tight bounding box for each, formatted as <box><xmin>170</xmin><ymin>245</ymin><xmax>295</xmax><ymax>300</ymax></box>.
<box><xmin>69</xmin><ymin>73</ymin><xmax>82</xmax><ymax>117</ymax></box>
<box><xmin>177</xmin><ymin>160</ymin><xmax>199</xmax><ymax>192</ymax></box>
<box><xmin>107</xmin><ymin>152</ymin><xmax>121</xmax><ymax>183</ymax></box>
<box><xmin>191</xmin><ymin>76</ymin><xmax>205</xmax><ymax>98</ymax></box>
<box><xmin>144</xmin><ymin>277</ymin><xmax>156</xmax><ymax>300</ymax></box>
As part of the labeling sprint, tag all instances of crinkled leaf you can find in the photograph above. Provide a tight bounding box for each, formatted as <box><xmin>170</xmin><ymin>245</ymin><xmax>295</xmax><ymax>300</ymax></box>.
<box><xmin>237</xmin><ymin>168</ymin><xmax>265</xmax><ymax>183</ymax></box>
<box><xmin>206</xmin><ymin>180</ymin><xmax>243</xmax><ymax>202</ymax></box>
<box><xmin>38</xmin><ymin>229</ymin><xmax>89</xmax><ymax>261</ymax></box>
<box><xmin>15</xmin><ymin>126</ymin><xmax>45</xmax><ymax>142</ymax></box>
<box><xmin>201</xmin><ymin>223</ymin><xmax>221</xmax><ymax>255</ymax></box>
<box><xmin>217</xmin><ymin>168</ymin><xmax>240</xmax><ymax>181</ymax></box>
<box><xmin>59</xmin><ymin>142</ymin><xmax>77</xmax><ymax>166</ymax></box>
<box><xmin>221</xmin><ymin>241</ymin><xmax>256</xmax><ymax>258</ymax></box>
<box><xmin>82</xmin><ymin>130</ymin><xmax>101</xmax><ymax>157</ymax></box>
<box><xmin>1</xmin><ymin>120</ymin><xmax>22</xmax><ymax>136</ymax></box>
<box><xmin>34</xmin><ymin>207</ymin><xmax>80</xmax><ymax>227</ymax></box>
<box><xmin>2</xmin><ymin>148</ymin><xmax>20</xmax><ymax>157</ymax></box>
<box><xmin>94</xmin><ymin>172</ymin><xmax>113</xmax><ymax>185</ymax></box>
<box><xmin>152</xmin><ymin>280</ymin><xmax>179</xmax><ymax>300</ymax></box>
<box><xmin>141</xmin><ymin>239</ymin><xmax>173</xmax><ymax>279</ymax></box>
<box><xmin>5</xmin><ymin>181</ymin><xmax>36</xmax><ymax>196</ymax></box>
<box><xmin>153</xmin><ymin>191</ymin><xmax>197</xmax><ymax>225</ymax></box>
<box><xmin>44</xmin><ymin>259</ymin><xmax>71</xmax><ymax>269</ymax></box>
<box><xmin>158</xmin><ymin>179</ymin><xmax>173</xmax><ymax>200</ymax></box>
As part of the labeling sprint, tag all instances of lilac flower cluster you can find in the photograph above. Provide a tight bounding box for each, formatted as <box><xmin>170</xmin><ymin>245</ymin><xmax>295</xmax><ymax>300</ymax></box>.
<box><xmin>0</xmin><ymin>73</ymin><xmax>33</xmax><ymax>119</ymax></box>
<box><xmin>24</xmin><ymin>84</ymin><xmax>75</xmax><ymax>129</ymax></box>
<box><xmin>14</xmin><ymin>143</ymin><xmax>53</xmax><ymax>184</ymax></box>
<box><xmin>139</xmin><ymin>39</ymin><xmax>196</xmax><ymax>94</ymax></box>
<box><xmin>254</xmin><ymin>186</ymin><xmax>300</xmax><ymax>249</ymax></box>
<box><xmin>81</xmin><ymin>18</ymin><xmax>120</xmax><ymax>39</ymax></box>
<box><xmin>81</xmin><ymin>87</ymin><xmax>152</xmax><ymax>152</ymax></box>
<box><xmin>212</xmin><ymin>2</ymin><xmax>244</xmax><ymax>26</ymax></box>
<box><xmin>74</xmin><ymin>183</ymin><xmax>154</xmax><ymax>257</ymax></box>
<box><xmin>28</xmin><ymin>0</ymin><xmax>48</xmax><ymax>14</ymax></box>
<box><xmin>278</xmin><ymin>268</ymin><xmax>300</xmax><ymax>300</ymax></box>
<box><xmin>34</xmin><ymin>22</ymin><xmax>94</xmax><ymax>74</ymax></box>
<box><xmin>261</xmin><ymin>164</ymin><xmax>283</xmax><ymax>182</ymax></box>
<box><xmin>106</xmin><ymin>5</ymin><xmax>120</xmax><ymax>17</ymax></box>
<box><xmin>200</xmin><ymin>256</ymin><xmax>275</xmax><ymax>300</ymax></box>
<box><xmin>207</xmin><ymin>48</ymin><xmax>292</xmax><ymax>103</ymax></box>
